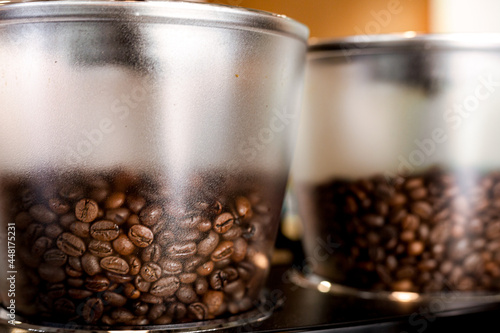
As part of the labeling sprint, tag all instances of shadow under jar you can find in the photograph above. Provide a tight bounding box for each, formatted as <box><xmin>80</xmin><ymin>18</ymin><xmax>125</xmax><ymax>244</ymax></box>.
<box><xmin>0</xmin><ymin>0</ymin><xmax>308</xmax><ymax>328</ymax></box>
<box><xmin>293</xmin><ymin>34</ymin><xmax>500</xmax><ymax>298</ymax></box>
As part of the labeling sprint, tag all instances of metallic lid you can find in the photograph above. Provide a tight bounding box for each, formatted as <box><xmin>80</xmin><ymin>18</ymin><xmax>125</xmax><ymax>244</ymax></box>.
<box><xmin>0</xmin><ymin>0</ymin><xmax>309</xmax><ymax>42</ymax></box>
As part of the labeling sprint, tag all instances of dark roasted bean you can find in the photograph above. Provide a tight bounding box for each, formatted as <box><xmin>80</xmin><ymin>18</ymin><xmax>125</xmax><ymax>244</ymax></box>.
<box><xmin>85</xmin><ymin>275</ymin><xmax>110</xmax><ymax>292</ymax></box>
<box><xmin>88</xmin><ymin>239</ymin><xmax>114</xmax><ymax>257</ymax></box>
<box><xmin>68</xmin><ymin>288</ymin><xmax>93</xmax><ymax>299</ymax></box>
<box><xmin>150</xmin><ymin>276</ymin><xmax>180</xmax><ymax>297</ymax></box>
<box><xmin>168</xmin><ymin>302</ymin><xmax>187</xmax><ymax>319</ymax></box>
<box><xmin>29</xmin><ymin>204</ymin><xmax>57</xmax><ymax>224</ymax></box>
<box><xmin>69</xmin><ymin>221</ymin><xmax>91</xmax><ymax>238</ymax></box>
<box><xmin>203</xmin><ymin>290</ymin><xmax>224</xmax><ymax>314</ymax></box>
<box><xmin>211</xmin><ymin>241</ymin><xmax>234</xmax><ymax>262</ymax></box>
<box><xmin>75</xmin><ymin>199</ymin><xmax>99</xmax><ymax>223</ymax></box>
<box><xmin>113</xmin><ymin>234</ymin><xmax>136</xmax><ymax>256</ymax></box>
<box><xmin>140</xmin><ymin>262</ymin><xmax>162</xmax><ymax>282</ymax></box>
<box><xmin>188</xmin><ymin>302</ymin><xmax>208</xmax><ymax>320</ymax></box>
<box><xmin>167</xmin><ymin>242</ymin><xmax>197</xmax><ymax>259</ymax></box>
<box><xmin>90</xmin><ymin>220</ymin><xmax>120</xmax><ymax>241</ymax></box>
<box><xmin>140</xmin><ymin>204</ymin><xmax>163</xmax><ymax>226</ymax></box>
<box><xmin>213</xmin><ymin>212</ymin><xmax>234</xmax><ymax>234</ymax></box>
<box><xmin>141</xmin><ymin>244</ymin><xmax>161</xmax><ymax>262</ymax></box>
<box><xmin>197</xmin><ymin>231</ymin><xmax>219</xmax><ymax>256</ymax></box>
<box><xmin>57</xmin><ymin>232</ymin><xmax>86</xmax><ymax>256</ymax></box>
<box><xmin>159</xmin><ymin>259</ymin><xmax>183</xmax><ymax>275</ymax></box>
<box><xmin>129</xmin><ymin>225</ymin><xmax>154</xmax><ymax>247</ymax></box>
<box><xmin>135</xmin><ymin>275</ymin><xmax>152</xmax><ymax>292</ymax></box>
<box><xmin>100</xmin><ymin>256</ymin><xmax>130</xmax><ymax>275</ymax></box>
<box><xmin>176</xmin><ymin>285</ymin><xmax>197</xmax><ymax>304</ymax></box>
<box><xmin>127</xmin><ymin>255</ymin><xmax>142</xmax><ymax>275</ymax></box>
<box><xmin>105</xmin><ymin>192</ymin><xmax>126</xmax><ymax>209</ymax></box>
<box><xmin>32</xmin><ymin>236</ymin><xmax>53</xmax><ymax>257</ymax></box>
<box><xmin>103</xmin><ymin>291</ymin><xmax>127</xmax><ymax>307</ymax></box>
<box><xmin>43</xmin><ymin>249</ymin><xmax>67</xmax><ymax>267</ymax></box>
<box><xmin>105</xmin><ymin>208</ymin><xmax>130</xmax><ymax>225</ymax></box>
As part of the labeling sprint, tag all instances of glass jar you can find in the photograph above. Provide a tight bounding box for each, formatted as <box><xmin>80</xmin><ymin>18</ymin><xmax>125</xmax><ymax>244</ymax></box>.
<box><xmin>293</xmin><ymin>34</ymin><xmax>500</xmax><ymax>301</ymax></box>
<box><xmin>0</xmin><ymin>0</ymin><xmax>308</xmax><ymax>329</ymax></box>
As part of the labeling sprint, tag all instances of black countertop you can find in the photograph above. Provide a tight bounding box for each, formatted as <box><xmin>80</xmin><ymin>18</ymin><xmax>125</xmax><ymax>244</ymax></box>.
<box><xmin>228</xmin><ymin>265</ymin><xmax>500</xmax><ymax>333</ymax></box>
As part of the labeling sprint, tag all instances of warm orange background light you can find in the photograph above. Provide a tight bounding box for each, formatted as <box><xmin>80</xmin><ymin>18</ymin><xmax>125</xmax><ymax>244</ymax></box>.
<box><xmin>210</xmin><ymin>0</ymin><xmax>429</xmax><ymax>38</ymax></box>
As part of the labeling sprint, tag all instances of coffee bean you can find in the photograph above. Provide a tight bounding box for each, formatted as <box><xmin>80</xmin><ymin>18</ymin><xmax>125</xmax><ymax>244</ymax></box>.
<box><xmin>91</xmin><ymin>220</ymin><xmax>120</xmax><ymax>241</ymax></box>
<box><xmin>209</xmin><ymin>270</ymin><xmax>228</xmax><ymax>290</ymax></box>
<box><xmin>54</xmin><ymin>298</ymin><xmax>75</xmax><ymax>317</ymax></box>
<box><xmin>154</xmin><ymin>314</ymin><xmax>173</xmax><ymax>325</ymax></box>
<box><xmin>111</xmin><ymin>308</ymin><xmax>135</xmax><ymax>323</ymax></box>
<box><xmin>127</xmin><ymin>194</ymin><xmax>146</xmax><ymax>213</ymax></box>
<box><xmin>44</xmin><ymin>249</ymin><xmax>67</xmax><ymax>267</ymax></box>
<box><xmin>197</xmin><ymin>217</ymin><xmax>213</xmax><ymax>232</ymax></box>
<box><xmin>105</xmin><ymin>192</ymin><xmax>126</xmax><ymax>209</ymax></box>
<box><xmin>150</xmin><ymin>276</ymin><xmax>180</xmax><ymax>297</ymax></box>
<box><xmin>129</xmin><ymin>225</ymin><xmax>154</xmax><ymax>248</ymax></box>
<box><xmin>85</xmin><ymin>275</ymin><xmax>110</xmax><ymax>292</ymax></box>
<box><xmin>168</xmin><ymin>302</ymin><xmax>187</xmax><ymax>319</ymax></box>
<box><xmin>140</xmin><ymin>262</ymin><xmax>162</xmax><ymax>283</ymax></box>
<box><xmin>408</xmin><ymin>241</ymin><xmax>425</xmax><ymax>256</ymax></box>
<box><xmin>75</xmin><ymin>199</ymin><xmax>99</xmax><ymax>223</ymax></box>
<box><xmin>198</xmin><ymin>231</ymin><xmax>219</xmax><ymax>256</ymax></box>
<box><xmin>148</xmin><ymin>304</ymin><xmax>167</xmax><ymax>321</ymax></box>
<box><xmin>68</xmin><ymin>289</ymin><xmax>93</xmax><ymax>299</ymax></box>
<box><xmin>100</xmin><ymin>256</ymin><xmax>130</xmax><ymax>275</ymax></box>
<box><xmin>134</xmin><ymin>275</ymin><xmax>152</xmax><ymax>292</ymax></box>
<box><xmin>113</xmin><ymin>234</ymin><xmax>136</xmax><ymax>256</ymax></box>
<box><xmin>211</xmin><ymin>241</ymin><xmax>234</xmax><ymax>262</ymax></box>
<box><xmin>203</xmin><ymin>290</ymin><xmax>224</xmax><ymax>314</ymax></box>
<box><xmin>159</xmin><ymin>259</ymin><xmax>183</xmax><ymax>275</ymax></box>
<box><xmin>222</xmin><ymin>226</ymin><xmax>242</xmax><ymax>240</ymax></box>
<box><xmin>123</xmin><ymin>283</ymin><xmax>141</xmax><ymax>299</ymax></box>
<box><xmin>47</xmin><ymin>283</ymin><xmax>66</xmax><ymax>299</ymax></box>
<box><xmin>127</xmin><ymin>255</ymin><xmax>142</xmax><ymax>275</ymax></box>
<box><xmin>167</xmin><ymin>242</ymin><xmax>197</xmax><ymax>259</ymax></box>
<box><xmin>45</xmin><ymin>223</ymin><xmax>64</xmax><ymax>239</ymax></box>
<box><xmin>188</xmin><ymin>302</ymin><xmax>208</xmax><ymax>320</ymax></box>
<box><xmin>103</xmin><ymin>291</ymin><xmax>127</xmax><ymax>307</ymax></box>
<box><xmin>88</xmin><ymin>239</ymin><xmax>114</xmax><ymax>257</ymax></box>
<box><xmin>194</xmin><ymin>277</ymin><xmax>209</xmax><ymax>295</ymax></box>
<box><xmin>231</xmin><ymin>238</ymin><xmax>247</xmax><ymax>262</ymax></box>
<box><xmin>65</xmin><ymin>264</ymin><xmax>83</xmax><ymax>278</ymax></box>
<box><xmin>105</xmin><ymin>208</ymin><xmax>130</xmax><ymax>225</ymax></box>
<box><xmin>141</xmin><ymin>244</ymin><xmax>161</xmax><ymax>262</ymax></box>
<box><xmin>235</xmin><ymin>196</ymin><xmax>252</xmax><ymax>219</ymax></box>
<box><xmin>140</xmin><ymin>293</ymin><xmax>163</xmax><ymax>304</ymax></box>
<box><xmin>196</xmin><ymin>261</ymin><xmax>214</xmax><ymax>276</ymax></box>
<box><xmin>140</xmin><ymin>204</ymin><xmax>163</xmax><ymax>226</ymax></box>
<box><xmin>57</xmin><ymin>232</ymin><xmax>86</xmax><ymax>257</ymax></box>
<box><xmin>224</xmin><ymin>279</ymin><xmax>245</xmax><ymax>300</ymax></box>
<box><xmin>30</xmin><ymin>204</ymin><xmax>57</xmax><ymax>224</ymax></box>
<box><xmin>69</xmin><ymin>221</ymin><xmax>91</xmax><ymax>238</ymax></box>
<box><xmin>179</xmin><ymin>273</ymin><xmax>198</xmax><ymax>284</ymax></box>
<box><xmin>132</xmin><ymin>301</ymin><xmax>149</xmax><ymax>316</ymax></box>
<box><xmin>48</xmin><ymin>197</ymin><xmax>71</xmax><ymax>215</ymax></box>
<box><xmin>213</xmin><ymin>212</ymin><xmax>234</xmax><ymax>234</ymax></box>
<box><xmin>32</xmin><ymin>236</ymin><xmax>53</xmax><ymax>257</ymax></box>
<box><xmin>176</xmin><ymin>285</ymin><xmax>197</xmax><ymax>304</ymax></box>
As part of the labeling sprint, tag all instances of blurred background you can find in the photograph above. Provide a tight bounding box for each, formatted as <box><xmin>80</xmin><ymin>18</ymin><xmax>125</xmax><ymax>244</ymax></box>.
<box><xmin>201</xmin><ymin>0</ymin><xmax>500</xmax><ymax>265</ymax></box>
<box><xmin>206</xmin><ymin>0</ymin><xmax>500</xmax><ymax>38</ymax></box>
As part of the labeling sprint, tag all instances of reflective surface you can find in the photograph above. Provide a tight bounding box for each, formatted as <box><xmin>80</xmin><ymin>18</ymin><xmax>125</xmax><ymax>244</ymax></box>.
<box><xmin>0</xmin><ymin>0</ymin><xmax>307</xmax><ymax>327</ymax></box>
<box><xmin>293</xmin><ymin>34</ymin><xmax>500</xmax><ymax>296</ymax></box>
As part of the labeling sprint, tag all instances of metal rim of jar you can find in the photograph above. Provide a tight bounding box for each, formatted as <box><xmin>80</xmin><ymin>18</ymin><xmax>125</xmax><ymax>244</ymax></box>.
<box><xmin>308</xmin><ymin>33</ymin><xmax>500</xmax><ymax>58</ymax></box>
<box><xmin>0</xmin><ymin>0</ymin><xmax>309</xmax><ymax>42</ymax></box>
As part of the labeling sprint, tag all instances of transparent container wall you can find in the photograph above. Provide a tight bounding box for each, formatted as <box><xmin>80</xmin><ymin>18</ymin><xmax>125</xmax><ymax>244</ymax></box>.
<box><xmin>293</xmin><ymin>37</ymin><xmax>500</xmax><ymax>295</ymax></box>
<box><xmin>0</xmin><ymin>1</ymin><xmax>307</xmax><ymax>327</ymax></box>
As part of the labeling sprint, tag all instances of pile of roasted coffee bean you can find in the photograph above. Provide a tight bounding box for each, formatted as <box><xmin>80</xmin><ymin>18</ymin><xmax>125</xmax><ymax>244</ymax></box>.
<box><xmin>4</xmin><ymin>170</ymin><xmax>276</xmax><ymax>326</ymax></box>
<box><xmin>302</xmin><ymin>168</ymin><xmax>500</xmax><ymax>293</ymax></box>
